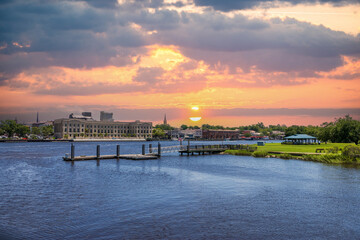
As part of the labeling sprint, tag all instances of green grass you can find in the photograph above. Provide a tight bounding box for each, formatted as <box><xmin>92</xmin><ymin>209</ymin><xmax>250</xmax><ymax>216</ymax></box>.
<box><xmin>256</xmin><ymin>143</ymin><xmax>355</xmax><ymax>153</ymax></box>
<box><xmin>225</xmin><ymin>143</ymin><xmax>360</xmax><ymax>165</ymax></box>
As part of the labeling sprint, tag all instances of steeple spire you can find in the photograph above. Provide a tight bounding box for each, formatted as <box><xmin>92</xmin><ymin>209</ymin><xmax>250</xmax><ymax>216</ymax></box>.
<box><xmin>163</xmin><ymin>114</ymin><xmax>167</xmax><ymax>125</ymax></box>
<box><xmin>36</xmin><ymin>112</ymin><xmax>39</xmax><ymax>123</ymax></box>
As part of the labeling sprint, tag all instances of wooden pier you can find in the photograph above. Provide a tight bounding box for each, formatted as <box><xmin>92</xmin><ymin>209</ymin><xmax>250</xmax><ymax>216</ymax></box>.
<box><xmin>63</xmin><ymin>143</ymin><xmax>161</xmax><ymax>162</ymax></box>
<box><xmin>63</xmin><ymin>154</ymin><xmax>159</xmax><ymax>161</ymax></box>
<box><xmin>63</xmin><ymin>143</ymin><xmax>257</xmax><ymax>162</ymax></box>
<box><xmin>179</xmin><ymin>144</ymin><xmax>257</xmax><ymax>156</ymax></box>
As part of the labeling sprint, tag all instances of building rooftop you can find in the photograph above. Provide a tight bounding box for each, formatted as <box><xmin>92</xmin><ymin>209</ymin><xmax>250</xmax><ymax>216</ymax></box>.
<box><xmin>284</xmin><ymin>134</ymin><xmax>317</xmax><ymax>139</ymax></box>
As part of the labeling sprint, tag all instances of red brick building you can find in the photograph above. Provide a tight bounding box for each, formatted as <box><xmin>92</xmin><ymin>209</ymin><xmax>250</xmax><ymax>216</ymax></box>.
<box><xmin>202</xmin><ymin>129</ymin><xmax>240</xmax><ymax>140</ymax></box>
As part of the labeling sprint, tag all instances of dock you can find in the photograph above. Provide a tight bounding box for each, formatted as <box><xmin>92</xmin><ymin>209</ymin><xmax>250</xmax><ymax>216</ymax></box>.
<box><xmin>63</xmin><ymin>154</ymin><xmax>159</xmax><ymax>161</ymax></box>
<box><xmin>179</xmin><ymin>144</ymin><xmax>257</xmax><ymax>156</ymax></box>
<box><xmin>63</xmin><ymin>143</ymin><xmax>258</xmax><ymax>162</ymax></box>
<box><xmin>63</xmin><ymin>143</ymin><xmax>161</xmax><ymax>162</ymax></box>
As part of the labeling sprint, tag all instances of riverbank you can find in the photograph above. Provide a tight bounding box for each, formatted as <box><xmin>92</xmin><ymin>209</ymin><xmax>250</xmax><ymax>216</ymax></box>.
<box><xmin>225</xmin><ymin>143</ymin><xmax>360</xmax><ymax>164</ymax></box>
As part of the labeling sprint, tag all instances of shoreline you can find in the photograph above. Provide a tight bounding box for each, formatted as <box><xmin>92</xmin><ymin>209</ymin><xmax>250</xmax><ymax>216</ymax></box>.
<box><xmin>0</xmin><ymin>138</ymin><xmax>148</xmax><ymax>143</ymax></box>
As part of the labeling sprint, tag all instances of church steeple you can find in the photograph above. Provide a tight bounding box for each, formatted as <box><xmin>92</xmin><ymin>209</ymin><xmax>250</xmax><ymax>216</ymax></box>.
<box><xmin>36</xmin><ymin>112</ymin><xmax>39</xmax><ymax>123</ymax></box>
<box><xmin>163</xmin><ymin>114</ymin><xmax>167</xmax><ymax>125</ymax></box>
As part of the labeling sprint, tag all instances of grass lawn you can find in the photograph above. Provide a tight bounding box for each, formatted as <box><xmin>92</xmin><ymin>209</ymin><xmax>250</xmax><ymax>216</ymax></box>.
<box><xmin>255</xmin><ymin>142</ymin><xmax>355</xmax><ymax>153</ymax></box>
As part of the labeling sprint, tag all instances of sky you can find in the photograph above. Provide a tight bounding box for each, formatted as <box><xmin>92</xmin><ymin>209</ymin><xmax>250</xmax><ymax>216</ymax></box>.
<box><xmin>0</xmin><ymin>0</ymin><xmax>359</xmax><ymax>126</ymax></box>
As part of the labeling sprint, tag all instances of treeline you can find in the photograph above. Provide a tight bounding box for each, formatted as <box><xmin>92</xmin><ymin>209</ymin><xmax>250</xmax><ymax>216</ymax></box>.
<box><xmin>155</xmin><ymin>115</ymin><xmax>360</xmax><ymax>144</ymax></box>
<box><xmin>0</xmin><ymin>120</ymin><xmax>54</xmax><ymax>139</ymax></box>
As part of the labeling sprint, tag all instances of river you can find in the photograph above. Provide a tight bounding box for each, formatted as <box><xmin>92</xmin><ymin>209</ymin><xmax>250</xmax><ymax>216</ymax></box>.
<box><xmin>0</xmin><ymin>141</ymin><xmax>359</xmax><ymax>239</ymax></box>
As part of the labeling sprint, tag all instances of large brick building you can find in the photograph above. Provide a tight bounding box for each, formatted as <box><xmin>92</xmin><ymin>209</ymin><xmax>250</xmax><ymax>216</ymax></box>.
<box><xmin>202</xmin><ymin>129</ymin><xmax>240</xmax><ymax>140</ymax></box>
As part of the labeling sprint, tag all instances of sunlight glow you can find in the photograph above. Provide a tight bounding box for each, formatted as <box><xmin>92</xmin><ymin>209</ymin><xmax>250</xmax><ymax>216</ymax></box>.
<box><xmin>191</xmin><ymin>106</ymin><xmax>199</xmax><ymax>111</ymax></box>
<box><xmin>190</xmin><ymin>117</ymin><xmax>201</xmax><ymax>121</ymax></box>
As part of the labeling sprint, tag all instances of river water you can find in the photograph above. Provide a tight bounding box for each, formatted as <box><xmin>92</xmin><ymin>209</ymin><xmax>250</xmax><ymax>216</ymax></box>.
<box><xmin>0</xmin><ymin>141</ymin><xmax>359</xmax><ymax>239</ymax></box>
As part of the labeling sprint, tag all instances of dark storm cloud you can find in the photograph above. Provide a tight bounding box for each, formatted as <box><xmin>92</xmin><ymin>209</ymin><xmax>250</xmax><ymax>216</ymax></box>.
<box><xmin>193</xmin><ymin>0</ymin><xmax>359</xmax><ymax>11</ymax></box>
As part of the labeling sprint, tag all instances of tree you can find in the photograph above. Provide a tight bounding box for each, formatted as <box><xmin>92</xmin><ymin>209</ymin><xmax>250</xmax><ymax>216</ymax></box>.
<box><xmin>318</xmin><ymin>122</ymin><xmax>333</xmax><ymax>143</ymax></box>
<box><xmin>41</xmin><ymin>125</ymin><xmax>54</xmax><ymax>138</ymax></box>
<box><xmin>0</xmin><ymin>120</ymin><xmax>18</xmax><ymax>138</ymax></box>
<box><xmin>31</xmin><ymin>127</ymin><xmax>41</xmax><ymax>135</ymax></box>
<box><xmin>331</xmin><ymin>115</ymin><xmax>360</xmax><ymax>144</ymax></box>
<box><xmin>16</xmin><ymin>124</ymin><xmax>30</xmax><ymax>138</ymax></box>
<box><xmin>180</xmin><ymin>124</ymin><xmax>188</xmax><ymax>130</ymax></box>
<box><xmin>152</xmin><ymin>128</ymin><xmax>165</xmax><ymax>138</ymax></box>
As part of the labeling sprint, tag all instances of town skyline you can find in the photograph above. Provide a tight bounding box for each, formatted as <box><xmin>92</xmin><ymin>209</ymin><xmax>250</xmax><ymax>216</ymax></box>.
<box><xmin>1</xmin><ymin>0</ymin><xmax>359</xmax><ymax>126</ymax></box>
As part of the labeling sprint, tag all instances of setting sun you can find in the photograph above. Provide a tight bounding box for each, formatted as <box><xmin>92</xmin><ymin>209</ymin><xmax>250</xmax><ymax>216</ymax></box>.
<box><xmin>191</xmin><ymin>106</ymin><xmax>199</xmax><ymax>111</ymax></box>
<box><xmin>190</xmin><ymin>117</ymin><xmax>202</xmax><ymax>121</ymax></box>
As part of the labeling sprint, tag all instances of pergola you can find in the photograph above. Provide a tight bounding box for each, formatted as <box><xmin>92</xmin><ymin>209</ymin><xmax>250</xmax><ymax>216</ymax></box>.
<box><xmin>284</xmin><ymin>134</ymin><xmax>318</xmax><ymax>144</ymax></box>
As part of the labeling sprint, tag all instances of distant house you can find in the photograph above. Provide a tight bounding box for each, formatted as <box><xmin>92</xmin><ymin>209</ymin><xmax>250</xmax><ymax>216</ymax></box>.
<box><xmin>284</xmin><ymin>134</ymin><xmax>318</xmax><ymax>144</ymax></box>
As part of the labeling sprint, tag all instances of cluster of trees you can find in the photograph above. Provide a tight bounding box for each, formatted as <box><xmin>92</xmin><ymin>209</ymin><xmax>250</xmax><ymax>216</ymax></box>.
<box><xmin>0</xmin><ymin>120</ymin><xmax>54</xmax><ymax>139</ymax></box>
<box><xmin>317</xmin><ymin>115</ymin><xmax>360</xmax><ymax>144</ymax></box>
<box><xmin>0</xmin><ymin>120</ymin><xmax>30</xmax><ymax>138</ymax></box>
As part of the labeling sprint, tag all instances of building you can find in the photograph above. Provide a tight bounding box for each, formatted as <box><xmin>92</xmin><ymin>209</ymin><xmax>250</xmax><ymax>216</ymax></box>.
<box><xmin>169</xmin><ymin>129</ymin><xmax>202</xmax><ymax>139</ymax></box>
<box><xmin>284</xmin><ymin>134</ymin><xmax>318</xmax><ymax>144</ymax></box>
<box><xmin>202</xmin><ymin>129</ymin><xmax>240</xmax><ymax>140</ymax></box>
<box><xmin>100</xmin><ymin>111</ymin><xmax>113</xmax><ymax>122</ymax></box>
<box><xmin>53</xmin><ymin>113</ymin><xmax>152</xmax><ymax>139</ymax></box>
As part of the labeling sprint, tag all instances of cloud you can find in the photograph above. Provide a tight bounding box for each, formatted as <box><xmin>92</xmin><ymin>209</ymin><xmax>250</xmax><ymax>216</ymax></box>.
<box><xmin>193</xmin><ymin>0</ymin><xmax>360</xmax><ymax>11</ymax></box>
<box><xmin>155</xmin><ymin>13</ymin><xmax>360</xmax><ymax>73</ymax></box>
<box><xmin>134</xmin><ymin>67</ymin><xmax>165</xmax><ymax>84</ymax></box>
<box><xmin>0</xmin><ymin>0</ymin><xmax>359</xmax><ymax>90</ymax></box>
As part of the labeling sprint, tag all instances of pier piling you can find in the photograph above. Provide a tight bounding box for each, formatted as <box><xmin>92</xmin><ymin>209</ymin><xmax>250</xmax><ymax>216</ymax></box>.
<box><xmin>158</xmin><ymin>142</ymin><xmax>161</xmax><ymax>156</ymax></box>
<box><xmin>142</xmin><ymin>144</ymin><xmax>145</xmax><ymax>155</ymax></box>
<box><xmin>116</xmin><ymin>145</ymin><xmax>120</xmax><ymax>158</ymax></box>
<box><xmin>96</xmin><ymin>145</ymin><xmax>100</xmax><ymax>159</ymax></box>
<box><xmin>71</xmin><ymin>144</ymin><xmax>75</xmax><ymax>160</ymax></box>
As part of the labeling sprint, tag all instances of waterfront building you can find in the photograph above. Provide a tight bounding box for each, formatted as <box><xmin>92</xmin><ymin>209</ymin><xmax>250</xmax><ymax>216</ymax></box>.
<box><xmin>284</xmin><ymin>134</ymin><xmax>318</xmax><ymax>144</ymax></box>
<box><xmin>54</xmin><ymin>113</ymin><xmax>152</xmax><ymax>139</ymax></box>
<box><xmin>202</xmin><ymin>129</ymin><xmax>240</xmax><ymax>140</ymax></box>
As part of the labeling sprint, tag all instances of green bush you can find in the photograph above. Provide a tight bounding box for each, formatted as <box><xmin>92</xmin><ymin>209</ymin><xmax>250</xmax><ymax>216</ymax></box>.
<box><xmin>225</xmin><ymin>150</ymin><xmax>252</xmax><ymax>156</ymax></box>
<box><xmin>326</xmin><ymin>147</ymin><xmax>339</xmax><ymax>153</ymax></box>
<box><xmin>252</xmin><ymin>151</ymin><xmax>268</xmax><ymax>158</ymax></box>
<box><xmin>302</xmin><ymin>154</ymin><xmax>351</xmax><ymax>164</ymax></box>
<box><xmin>342</xmin><ymin>145</ymin><xmax>360</xmax><ymax>162</ymax></box>
<box><xmin>278</xmin><ymin>153</ymin><xmax>293</xmax><ymax>159</ymax></box>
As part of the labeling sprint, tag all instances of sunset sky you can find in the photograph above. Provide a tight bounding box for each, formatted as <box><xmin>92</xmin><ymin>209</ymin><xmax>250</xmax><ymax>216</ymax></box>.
<box><xmin>0</xmin><ymin>0</ymin><xmax>359</xmax><ymax>126</ymax></box>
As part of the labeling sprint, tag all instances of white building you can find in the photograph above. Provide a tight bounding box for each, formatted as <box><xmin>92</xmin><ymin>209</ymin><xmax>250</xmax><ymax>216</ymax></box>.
<box><xmin>54</xmin><ymin>117</ymin><xmax>152</xmax><ymax>139</ymax></box>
